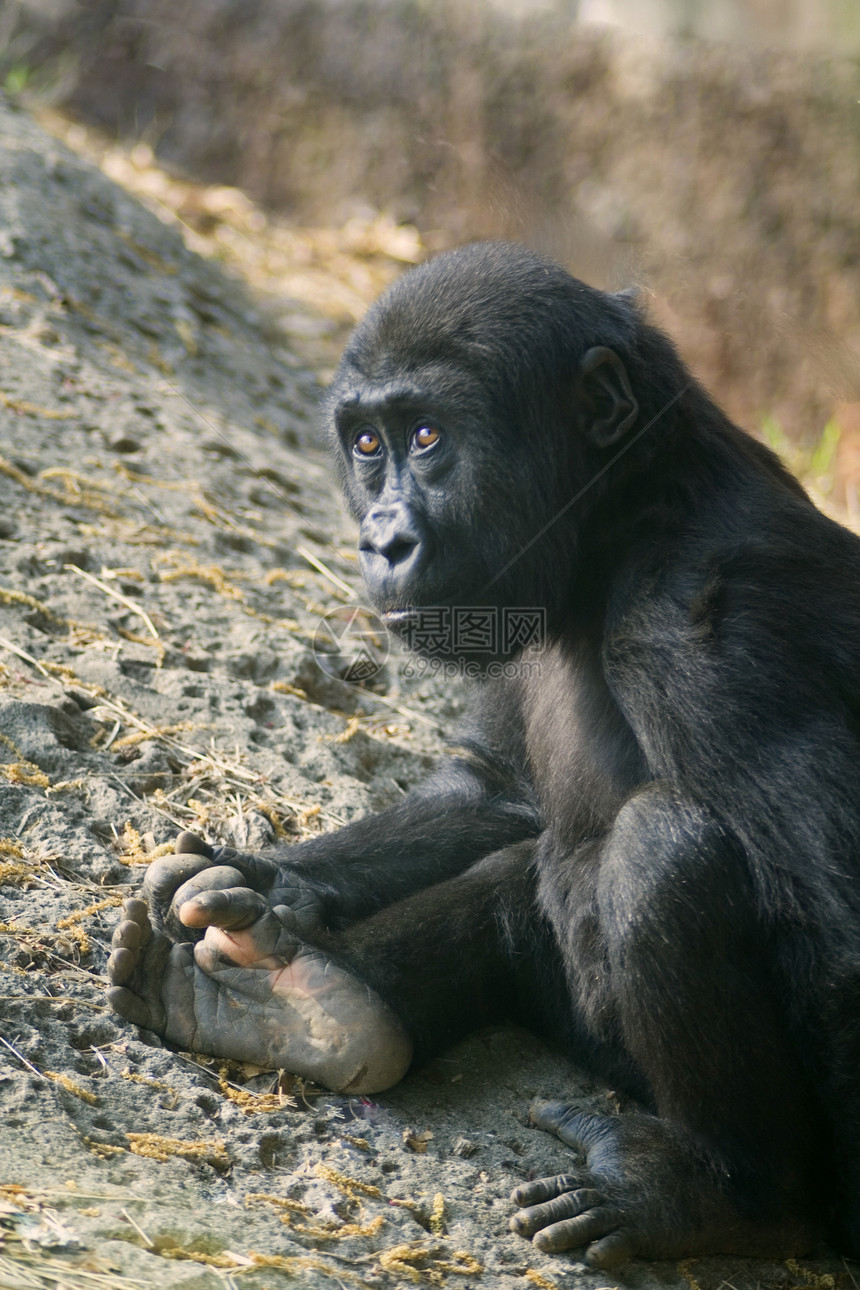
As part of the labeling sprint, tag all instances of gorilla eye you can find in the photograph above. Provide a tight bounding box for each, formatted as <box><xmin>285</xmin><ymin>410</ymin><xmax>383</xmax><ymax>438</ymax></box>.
<box><xmin>354</xmin><ymin>429</ymin><xmax>381</xmax><ymax>457</ymax></box>
<box><xmin>413</xmin><ymin>424</ymin><xmax>441</xmax><ymax>450</ymax></box>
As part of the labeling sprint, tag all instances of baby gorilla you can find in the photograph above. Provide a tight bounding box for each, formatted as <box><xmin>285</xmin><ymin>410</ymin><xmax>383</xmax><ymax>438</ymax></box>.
<box><xmin>109</xmin><ymin>241</ymin><xmax>860</xmax><ymax>1266</ymax></box>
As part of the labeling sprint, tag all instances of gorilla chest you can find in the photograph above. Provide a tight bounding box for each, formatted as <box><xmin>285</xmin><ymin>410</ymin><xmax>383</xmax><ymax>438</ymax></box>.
<box><xmin>522</xmin><ymin>646</ymin><xmax>643</xmax><ymax>840</ymax></box>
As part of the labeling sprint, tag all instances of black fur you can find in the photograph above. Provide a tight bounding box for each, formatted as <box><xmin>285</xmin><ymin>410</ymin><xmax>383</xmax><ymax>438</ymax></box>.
<box><xmin>272</xmin><ymin>242</ymin><xmax>860</xmax><ymax>1261</ymax></box>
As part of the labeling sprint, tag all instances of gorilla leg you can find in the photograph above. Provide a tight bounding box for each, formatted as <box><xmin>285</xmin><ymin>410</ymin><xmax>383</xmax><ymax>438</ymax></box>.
<box><xmin>318</xmin><ymin>840</ymin><xmax>573</xmax><ymax>1065</ymax></box>
<box><xmin>109</xmin><ymin>840</ymin><xmax>572</xmax><ymax>1089</ymax></box>
<box><xmin>514</xmin><ymin>790</ymin><xmax>823</xmax><ymax>1264</ymax></box>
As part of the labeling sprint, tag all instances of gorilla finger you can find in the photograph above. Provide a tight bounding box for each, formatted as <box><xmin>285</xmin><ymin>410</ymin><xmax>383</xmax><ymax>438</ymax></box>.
<box><xmin>532</xmin><ymin>1205</ymin><xmax>619</xmax><ymax>1254</ymax></box>
<box><xmin>170</xmin><ymin>865</ymin><xmax>249</xmax><ymax>913</ymax></box>
<box><xmin>530</xmin><ymin>1100</ymin><xmax>603</xmax><ymax>1150</ymax></box>
<box><xmin>107</xmin><ymin>946</ymin><xmax>137</xmax><ymax>986</ymax></box>
<box><xmin>112</xmin><ymin>898</ymin><xmax>151</xmax><ymax>939</ymax></box>
<box><xmin>179</xmin><ymin>886</ymin><xmax>269</xmax><ymax>930</ymax></box>
<box><xmin>122</xmin><ymin>897</ymin><xmax>149</xmax><ymax>924</ymax></box>
<box><xmin>111</xmin><ymin>918</ymin><xmax>144</xmax><ymax>951</ymax></box>
<box><xmin>107</xmin><ymin>985</ymin><xmax>154</xmax><ymax>1030</ymax></box>
<box><xmin>510</xmin><ymin>1189</ymin><xmax>602</xmax><ymax>1237</ymax></box>
<box><xmin>584</xmin><ymin>1230</ymin><xmax>635</xmax><ymax>1268</ymax></box>
<box><xmin>143</xmin><ymin>853</ymin><xmax>213</xmax><ymax>905</ymax></box>
<box><xmin>511</xmin><ymin>1174</ymin><xmax>582</xmax><ymax>1207</ymax></box>
<box><xmin>272</xmin><ymin>887</ymin><xmax>323</xmax><ymax>937</ymax></box>
<box><xmin>270</xmin><ymin>901</ymin><xmax>316</xmax><ymax>936</ymax></box>
<box><xmin>211</xmin><ymin>846</ymin><xmax>281</xmax><ymax>889</ymax></box>
<box><xmin>174</xmin><ymin>831</ymin><xmax>214</xmax><ymax>858</ymax></box>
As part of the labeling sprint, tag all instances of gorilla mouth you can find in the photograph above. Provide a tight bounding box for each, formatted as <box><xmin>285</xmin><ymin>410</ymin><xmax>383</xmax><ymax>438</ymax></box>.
<box><xmin>381</xmin><ymin>608</ymin><xmax>417</xmax><ymax>626</ymax></box>
<box><xmin>379</xmin><ymin>607</ymin><xmax>434</xmax><ymax>640</ymax></box>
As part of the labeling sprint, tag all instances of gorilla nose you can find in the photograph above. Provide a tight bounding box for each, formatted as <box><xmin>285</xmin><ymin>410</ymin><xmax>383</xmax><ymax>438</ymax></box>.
<box><xmin>359</xmin><ymin>509</ymin><xmax>420</xmax><ymax>567</ymax></box>
<box><xmin>379</xmin><ymin>534</ymin><xmax>418</xmax><ymax>565</ymax></box>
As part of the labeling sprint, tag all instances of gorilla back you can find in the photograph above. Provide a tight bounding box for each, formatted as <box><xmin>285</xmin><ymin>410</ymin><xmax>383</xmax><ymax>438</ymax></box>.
<box><xmin>110</xmin><ymin>241</ymin><xmax>860</xmax><ymax>1266</ymax></box>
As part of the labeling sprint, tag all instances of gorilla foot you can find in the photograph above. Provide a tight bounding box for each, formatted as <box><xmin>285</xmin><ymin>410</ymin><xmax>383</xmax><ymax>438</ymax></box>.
<box><xmin>107</xmin><ymin>896</ymin><xmax>412</xmax><ymax>1094</ymax></box>
<box><xmin>510</xmin><ymin>1102</ymin><xmax>814</xmax><ymax>1266</ymax></box>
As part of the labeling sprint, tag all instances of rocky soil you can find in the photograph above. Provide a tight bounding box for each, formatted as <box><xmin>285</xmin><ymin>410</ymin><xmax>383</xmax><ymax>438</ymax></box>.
<box><xmin>0</xmin><ymin>96</ymin><xmax>850</xmax><ymax>1290</ymax></box>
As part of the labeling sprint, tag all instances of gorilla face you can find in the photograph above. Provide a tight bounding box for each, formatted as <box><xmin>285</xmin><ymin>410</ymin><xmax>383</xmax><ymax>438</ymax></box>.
<box><xmin>326</xmin><ymin>245</ymin><xmax>639</xmax><ymax>655</ymax></box>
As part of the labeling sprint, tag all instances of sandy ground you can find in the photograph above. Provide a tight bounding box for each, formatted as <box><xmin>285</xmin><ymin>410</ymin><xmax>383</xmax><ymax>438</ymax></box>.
<box><xmin>0</xmin><ymin>96</ymin><xmax>850</xmax><ymax>1290</ymax></box>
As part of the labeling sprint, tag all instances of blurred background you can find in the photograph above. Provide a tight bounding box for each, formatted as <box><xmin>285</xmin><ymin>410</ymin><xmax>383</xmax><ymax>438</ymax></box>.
<box><xmin>2</xmin><ymin>0</ymin><xmax>858</xmax><ymax>517</ymax></box>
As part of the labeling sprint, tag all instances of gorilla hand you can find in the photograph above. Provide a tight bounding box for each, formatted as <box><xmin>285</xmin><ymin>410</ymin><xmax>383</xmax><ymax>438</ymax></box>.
<box><xmin>142</xmin><ymin>831</ymin><xmax>323</xmax><ymax>945</ymax></box>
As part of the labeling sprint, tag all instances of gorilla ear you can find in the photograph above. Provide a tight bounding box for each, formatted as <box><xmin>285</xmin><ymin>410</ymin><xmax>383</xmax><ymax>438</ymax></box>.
<box><xmin>580</xmin><ymin>347</ymin><xmax>638</xmax><ymax>448</ymax></box>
